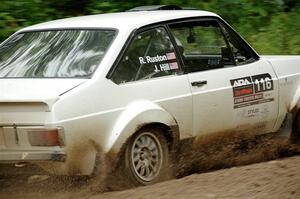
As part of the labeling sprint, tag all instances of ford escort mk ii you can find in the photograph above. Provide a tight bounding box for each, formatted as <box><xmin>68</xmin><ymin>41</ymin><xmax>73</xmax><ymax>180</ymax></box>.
<box><xmin>0</xmin><ymin>6</ymin><xmax>299</xmax><ymax>185</ymax></box>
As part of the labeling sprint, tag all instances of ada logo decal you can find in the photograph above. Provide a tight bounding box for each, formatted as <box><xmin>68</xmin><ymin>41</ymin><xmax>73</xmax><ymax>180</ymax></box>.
<box><xmin>230</xmin><ymin>73</ymin><xmax>274</xmax><ymax>109</ymax></box>
<box><xmin>231</xmin><ymin>77</ymin><xmax>252</xmax><ymax>87</ymax></box>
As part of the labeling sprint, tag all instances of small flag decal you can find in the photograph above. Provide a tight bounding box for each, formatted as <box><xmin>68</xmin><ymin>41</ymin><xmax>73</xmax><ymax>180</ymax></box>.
<box><xmin>166</xmin><ymin>52</ymin><xmax>176</xmax><ymax>60</ymax></box>
<box><xmin>169</xmin><ymin>62</ymin><xmax>179</xmax><ymax>70</ymax></box>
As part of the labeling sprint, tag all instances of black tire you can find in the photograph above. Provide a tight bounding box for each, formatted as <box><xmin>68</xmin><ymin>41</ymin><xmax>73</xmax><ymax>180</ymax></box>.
<box><xmin>290</xmin><ymin>110</ymin><xmax>300</xmax><ymax>143</ymax></box>
<box><xmin>124</xmin><ymin>127</ymin><xmax>171</xmax><ymax>185</ymax></box>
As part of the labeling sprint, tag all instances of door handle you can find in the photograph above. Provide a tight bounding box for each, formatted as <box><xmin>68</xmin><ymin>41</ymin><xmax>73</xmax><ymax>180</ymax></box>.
<box><xmin>191</xmin><ymin>80</ymin><xmax>207</xmax><ymax>87</ymax></box>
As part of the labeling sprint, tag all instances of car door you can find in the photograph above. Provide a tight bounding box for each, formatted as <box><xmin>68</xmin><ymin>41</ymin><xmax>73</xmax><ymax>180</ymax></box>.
<box><xmin>168</xmin><ymin>18</ymin><xmax>278</xmax><ymax>137</ymax></box>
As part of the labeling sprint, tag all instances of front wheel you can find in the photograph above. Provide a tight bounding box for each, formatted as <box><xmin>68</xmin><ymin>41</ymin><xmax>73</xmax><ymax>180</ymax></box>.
<box><xmin>125</xmin><ymin>128</ymin><xmax>171</xmax><ymax>185</ymax></box>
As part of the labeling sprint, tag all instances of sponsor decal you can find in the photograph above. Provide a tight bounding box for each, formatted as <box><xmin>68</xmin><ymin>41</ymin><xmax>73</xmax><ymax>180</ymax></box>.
<box><xmin>230</xmin><ymin>73</ymin><xmax>274</xmax><ymax>109</ymax></box>
<box><xmin>247</xmin><ymin>107</ymin><xmax>260</xmax><ymax>118</ymax></box>
<box><xmin>238</xmin><ymin>106</ymin><xmax>270</xmax><ymax>119</ymax></box>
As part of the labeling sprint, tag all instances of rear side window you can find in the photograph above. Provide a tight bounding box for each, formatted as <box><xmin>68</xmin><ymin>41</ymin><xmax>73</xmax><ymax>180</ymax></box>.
<box><xmin>111</xmin><ymin>27</ymin><xmax>181</xmax><ymax>84</ymax></box>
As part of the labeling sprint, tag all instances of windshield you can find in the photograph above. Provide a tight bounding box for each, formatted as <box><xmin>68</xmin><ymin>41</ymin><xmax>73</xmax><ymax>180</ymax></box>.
<box><xmin>0</xmin><ymin>29</ymin><xmax>116</xmax><ymax>78</ymax></box>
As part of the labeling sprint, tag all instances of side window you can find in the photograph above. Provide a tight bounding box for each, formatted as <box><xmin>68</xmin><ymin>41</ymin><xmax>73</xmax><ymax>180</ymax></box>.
<box><xmin>111</xmin><ymin>27</ymin><xmax>181</xmax><ymax>84</ymax></box>
<box><xmin>169</xmin><ymin>20</ymin><xmax>234</xmax><ymax>73</ymax></box>
<box><xmin>220</xmin><ymin>24</ymin><xmax>258</xmax><ymax>65</ymax></box>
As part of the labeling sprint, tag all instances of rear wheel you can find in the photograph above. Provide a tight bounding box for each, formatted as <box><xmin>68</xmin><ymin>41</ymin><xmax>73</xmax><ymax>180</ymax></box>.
<box><xmin>125</xmin><ymin>128</ymin><xmax>170</xmax><ymax>185</ymax></box>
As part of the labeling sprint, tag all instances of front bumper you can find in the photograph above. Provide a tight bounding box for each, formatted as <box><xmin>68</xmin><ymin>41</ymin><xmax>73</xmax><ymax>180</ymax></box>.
<box><xmin>0</xmin><ymin>150</ymin><xmax>66</xmax><ymax>163</ymax></box>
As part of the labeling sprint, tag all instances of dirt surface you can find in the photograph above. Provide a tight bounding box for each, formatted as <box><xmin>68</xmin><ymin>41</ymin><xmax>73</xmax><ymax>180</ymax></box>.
<box><xmin>1</xmin><ymin>133</ymin><xmax>300</xmax><ymax>199</ymax></box>
<box><xmin>98</xmin><ymin>156</ymin><xmax>300</xmax><ymax>199</ymax></box>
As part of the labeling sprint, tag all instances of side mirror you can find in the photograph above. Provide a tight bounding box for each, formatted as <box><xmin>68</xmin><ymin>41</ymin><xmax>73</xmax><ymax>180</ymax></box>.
<box><xmin>235</xmin><ymin>54</ymin><xmax>247</xmax><ymax>63</ymax></box>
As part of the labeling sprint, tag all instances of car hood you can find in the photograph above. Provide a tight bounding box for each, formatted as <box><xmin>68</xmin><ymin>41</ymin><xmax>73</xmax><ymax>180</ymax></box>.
<box><xmin>0</xmin><ymin>79</ymin><xmax>86</xmax><ymax>106</ymax></box>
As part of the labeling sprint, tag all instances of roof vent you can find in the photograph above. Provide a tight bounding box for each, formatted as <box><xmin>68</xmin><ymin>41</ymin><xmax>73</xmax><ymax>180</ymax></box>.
<box><xmin>128</xmin><ymin>5</ymin><xmax>183</xmax><ymax>11</ymax></box>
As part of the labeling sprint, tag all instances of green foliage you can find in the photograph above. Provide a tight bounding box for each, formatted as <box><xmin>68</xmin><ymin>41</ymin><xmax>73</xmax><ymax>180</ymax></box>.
<box><xmin>0</xmin><ymin>0</ymin><xmax>58</xmax><ymax>41</ymax></box>
<box><xmin>0</xmin><ymin>0</ymin><xmax>299</xmax><ymax>54</ymax></box>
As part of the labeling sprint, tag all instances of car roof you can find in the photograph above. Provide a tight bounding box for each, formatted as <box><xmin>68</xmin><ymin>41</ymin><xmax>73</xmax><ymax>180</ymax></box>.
<box><xmin>20</xmin><ymin>10</ymin><xmax>219</xmax><ymax>32</ymax></box>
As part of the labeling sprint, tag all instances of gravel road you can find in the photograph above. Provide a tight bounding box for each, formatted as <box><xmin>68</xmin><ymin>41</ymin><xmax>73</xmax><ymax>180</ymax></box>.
<box><xmin>1</xmin><ymin>134</ymin><xmax>300</xmax><ymax>199</ymax></box>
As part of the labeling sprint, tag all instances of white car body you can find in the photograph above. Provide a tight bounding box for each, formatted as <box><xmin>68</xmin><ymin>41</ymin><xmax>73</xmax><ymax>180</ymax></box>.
<box><xmin>0</xmin><ymin>9</ymin><xmax>299</xmax><ymax>176</ymax></box>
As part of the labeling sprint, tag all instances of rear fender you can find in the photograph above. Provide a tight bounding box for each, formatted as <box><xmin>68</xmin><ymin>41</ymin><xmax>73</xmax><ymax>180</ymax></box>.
<box><xmin>105</xmin><ymin>100</ymin><xmax>178</xmax><ymax>154</ymax></box>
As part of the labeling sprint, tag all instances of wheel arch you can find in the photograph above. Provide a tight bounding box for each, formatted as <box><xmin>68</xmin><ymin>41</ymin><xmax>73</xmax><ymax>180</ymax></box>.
<box><xmin>106</xmin><ymin>100</ymin><xmax>179</xmax><ymax>156</ymax></box>
<box><xmin>290</xmin><ymin>86</ymin><xmax>300</xmax><ymax>112</ymax></box>
<box><xmin>135</xmin><ymin>122</ymin><xmax>179</xmax><ymax>151</ymax></box>
<box><xmin>290</xmin><ymin>86</ymin><xmax>300</xmax><ymax>129</ymax></box>
<box><xmin>288</xmin><ymin>85</ymin><xmax>300</xmax><ymax>142</ymax></box>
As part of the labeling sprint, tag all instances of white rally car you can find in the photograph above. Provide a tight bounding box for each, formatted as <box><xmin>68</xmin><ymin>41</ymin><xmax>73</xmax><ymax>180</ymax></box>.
<box><xmin>0</xmin><ymin>5</ymin><xmax>299</xmax><ymax>185</ymax></box>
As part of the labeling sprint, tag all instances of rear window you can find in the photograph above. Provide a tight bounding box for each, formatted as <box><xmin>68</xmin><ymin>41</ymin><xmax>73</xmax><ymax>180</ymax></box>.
<box><xmin>0</xmin><ymin>29</ymin><xmax>116</xmax><ymax>78</ymax></box>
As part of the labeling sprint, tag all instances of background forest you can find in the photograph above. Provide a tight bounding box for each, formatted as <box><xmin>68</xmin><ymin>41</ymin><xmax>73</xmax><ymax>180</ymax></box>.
<box><xmin>0</xmin><ymin>0</ymin><xmax>299</xmax><ymax>54</ymax></box>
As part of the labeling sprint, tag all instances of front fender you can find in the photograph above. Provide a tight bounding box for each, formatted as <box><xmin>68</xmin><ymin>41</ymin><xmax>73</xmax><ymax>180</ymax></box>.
<box><xmin>105</xmin><ymin>100</ymin><xmax>177</xmax><ymax>154</ymax></box>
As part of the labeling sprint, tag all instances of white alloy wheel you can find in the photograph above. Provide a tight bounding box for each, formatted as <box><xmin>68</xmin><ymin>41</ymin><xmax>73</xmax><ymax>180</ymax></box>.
<box><xmin>126</xmin><ymin>128</ymin><xmax>169</xmax><ymax>185</ymax></box>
